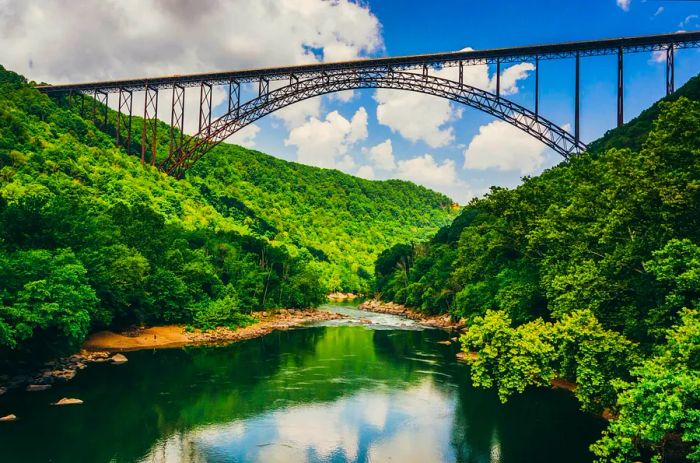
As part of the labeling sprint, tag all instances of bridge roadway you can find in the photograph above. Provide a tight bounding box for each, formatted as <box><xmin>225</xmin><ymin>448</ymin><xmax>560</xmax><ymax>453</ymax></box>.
<box><xmin>36</xmin><ymin>31</ymin><xmax>700</xmax><ymax>94</ymax></box>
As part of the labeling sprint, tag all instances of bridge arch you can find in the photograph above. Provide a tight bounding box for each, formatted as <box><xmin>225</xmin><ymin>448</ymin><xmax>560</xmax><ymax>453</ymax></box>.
<box><xmin>160</xmin><ymin>70</ymin><xmax>587</xmax><ymax>176</ymax></box>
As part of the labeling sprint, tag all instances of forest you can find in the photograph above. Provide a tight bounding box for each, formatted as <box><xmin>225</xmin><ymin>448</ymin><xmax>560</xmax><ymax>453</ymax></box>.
<box><xmin>374</xmin><ymin>74</ymin><xmax>700</xmax><ymax>462</ymax></box>
<box><xmin>0</xmin><ymin>65</ymin><xmax>454</xmax><ymax>364</ymax></box>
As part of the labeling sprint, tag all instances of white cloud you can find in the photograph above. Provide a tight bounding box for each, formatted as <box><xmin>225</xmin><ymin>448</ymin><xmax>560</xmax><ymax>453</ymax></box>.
<box><xmin>616</xmin><ymin>0</ymin><xmax>631</xmax><ymax>12</ymax></box>
<box><xmin>367</xmin><ymin>139</ymin><xmax>396</xmax><ymax>171</ymax></box>
<box><xmin>356</xmin><ymin>165</ymin><xmax>376</xmax><ymax>179</ymax></box>
<box><xmin>394</xmin><ymin>154</ymin><xmax>475</xmax><ymax>202</ymax></box>
<box><xmin>373</xmin><ymin>54</ymin><xmax>533</xmax><ymax>149</ymax></box>
<box><xmin>463</xmin><ymin>120</ymin><xmax>548</xmax><ymax>174</ymax></box>
<box><xmin>0</xmin><ymin>0</ymin><xmax>383</xmax><ymax>135</ymax></box>
<box><xmin>374</xmin><ymin>91</ymin><xmax>459</xmax><ymax>148</ymax></box>
<box><xmin>284</xmin><ymin>107</ymin><xmax>367</xmax><ymax>169</ymax></box>
<box><xmin>679</xmin><ymin>14</ymin><xmax>698</xmax><ymax>27</ymax></box>
<box><xmin>226</xmin><ymin>123</ymin><xmax>260</xmax><ymax>148</ymax></box>
<box><xmin>653</xmin><ymin>7</ymin><xmax>664</xmax><ymax>17</ymax></box>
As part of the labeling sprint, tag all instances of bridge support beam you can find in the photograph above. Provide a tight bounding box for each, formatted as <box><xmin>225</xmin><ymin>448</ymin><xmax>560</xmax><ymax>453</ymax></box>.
<box><xmin>259</xmin><ymin>77</ymin><xmax>270</xmax><ymax>100</ymax></box>
<box><xmin>141</xmin><ymin>85</ymin><xmax>159</xmax><ymax>166</ymax></box>
<box><xmin>617</xmin><ymin>47</ymin><xmax>624</xmax><ymax>127</ymax></box>
<box><xmin>199</xmin><ymin>82</ymin><xmax>212</xmax><ymax>136</ymax></box>
<box><xmin>228</xmin><ymin>80</ymin><xmax>241</xmax><ymax>116</ymax></box>
<box><xmin>92</xmin><ymin>90</ymin><xmax>108</xmax><ymax>128</ymax></box>
<box><xmin>458</xmin><ymin>61</ymin><xmax>464</xmax><ymax>87</ymax></box>
<box><xmin>575</xmin><ymin>52</ymin><xmax>580</xmax><ymax>145</ymax></box>
<box><xmin>496</xmin><ymin>58</ymin><xmax>501</xmax><ymax>98</ymax></box>
<box><xmin>666</xmin><ymin>44</ymin><xmax>675</xmax><ymax>96</ymax></box>
<box><xmin>169</xmin><ymin>84</ymin><xmax>185</xmax><ymax>158</ymax></box>
<box><xmin>535</xmin><ymin>56</ymin><xmax>539</xmax><ymax>117</ymax></box>
<box><xmin>117</xmin><ymin>88</ymin><xmax>133</xmax><ymax>153</ymax></box>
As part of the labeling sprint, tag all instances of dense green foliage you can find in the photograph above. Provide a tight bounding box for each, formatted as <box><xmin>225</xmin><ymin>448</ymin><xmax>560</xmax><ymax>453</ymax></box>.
<box><xmin>189</xmin><ymin>146</ymin><xmax>457</xmax><ymax>293</ymax></box>
<box><xmin>0</xmin><ymin>64</ymin><xmax>452</xmax><ymax>363</ymax></box>
<box><xmin>375</xmin><ymin>75</ymin><xmax>700</xmax><ymax>461</ymax></box>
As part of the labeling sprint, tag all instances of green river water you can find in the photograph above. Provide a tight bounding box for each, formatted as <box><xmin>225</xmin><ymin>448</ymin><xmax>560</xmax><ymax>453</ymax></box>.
<box><xmin>0</xmin><ymin>303</ymin><xmax>604</xmax><ymax>462</ymax></box>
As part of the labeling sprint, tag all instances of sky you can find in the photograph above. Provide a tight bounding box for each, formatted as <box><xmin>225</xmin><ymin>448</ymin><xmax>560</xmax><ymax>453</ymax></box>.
<box><xmin>0</xmin><ymin>0</ymin><xmax>699</xmax><ymax>203</ymax></box>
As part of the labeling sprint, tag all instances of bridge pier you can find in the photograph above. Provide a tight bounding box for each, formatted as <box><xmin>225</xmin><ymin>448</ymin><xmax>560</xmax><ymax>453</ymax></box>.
<box><xmin>535</xmin><ymin>56</ymin><xmax>539</xmax><ymax>117</ymax></box>
<box><xmin>259</xmin><ymin>77</ymin><xmax>270</xmax><ymax>100</ymax></box>
<box><xmin>169</xmin><ymin>84</ymin><xmax>185</xmax><ymax>158</ymax></box>
<box><xmin>666</xmin><ymin>45</ymin><xmax>675</xmax><ymax>96</ymax></box>
<box><xmin>141</xmin><ymin>85</ymin><xmax>159</xmax><ymax>166</ymax></box>
<box><xmin>198</xmin><ymin>82</ymin><xmax>212</xmax><ymax>136</ymax></box>
<box><xmin>228</xmin><ymin>80</ymin><xmax>241</xmax><ymax>116</ymax></box>
<box><xmin>117</xmin><ymin>88</ymin><xmax>133</xmax><ymax>153</ymax></box>
<box><xmin>92</xmin><ymin>89</ymin><xmax>108</xmax><ymax>128</ymax></box>
<box><xmin>575</xmin><ymin>52</ymin><xmax>580</xmax><ymax>145</ymax></box>
<box><xmin>496</xmin><ymin>58</ymin><xmax>501</xmax><ymax>98</ymax></box>
<box><xmin>617</xmin><ymin>47</ymin><xmax>624</xmax><ymax>127</ymax></box>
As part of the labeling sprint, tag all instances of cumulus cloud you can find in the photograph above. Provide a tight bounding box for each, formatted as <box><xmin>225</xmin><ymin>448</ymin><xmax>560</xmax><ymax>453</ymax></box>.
<box><xmin>679</xmin><ymin>14</ymin><xmax>699</xmax><ymax>28</ymax></box>
<box><xmin>393</xmin><ymin>154</ymin><xmax>475</xmax><ymax>202</ymax></box>
<box><xmin>367</xmin><ymin>139</ymin><xmax>396</xmax><ymax>171</ymax></box>
<box><xmin>374</xmin><ymin>91</ymin><xmax>459</xmax><ymax>148</ymax></box>
<box><xmin>356</xmin><ymin>165</ymin><xmax>376</xmax><ymax>180</ymax></box>
<box><xmin>285</xmin><ymin>107</ymin><xmax>368</xmax><ymax>169</ymax></box>
<box><xmin>463</xmin><ymin>120</ymin><xmax>548</xmax><ymax>174</ymax></box>
<box><xmin>373</xmin><ymin>53</ymin><xmax>533</xmax><ymax>149</ymax></box>
<box><xmin>227</xmin><ymin>123</ymin><xmax>260</xmax><ymax>148</ymax></box>
<box><xmin>616</xmin><ymin>0</ymin><xmax>630</xmax><ymax>12</ymax></box>
<box><xmin>0</xmin><ymin>0</ymin><xmax>383</xmax><ymax>139</ymax></box>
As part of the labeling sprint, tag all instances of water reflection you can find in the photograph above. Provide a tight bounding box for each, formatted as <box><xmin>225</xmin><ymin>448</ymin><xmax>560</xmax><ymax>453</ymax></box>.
<box><xmin>0</xmin><ymin>312</ymin><xmax>604</xmax><ymax>463</ymax></box>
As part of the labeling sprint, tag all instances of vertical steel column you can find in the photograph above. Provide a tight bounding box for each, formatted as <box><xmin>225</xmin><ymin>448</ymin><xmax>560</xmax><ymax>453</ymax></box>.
<box><xmin>458</xmin><ymin>61</ymin><xmax>464</xmax><ymax>87</ymax></box>
<box><xmin>198</xmin><ymin>82</ymin><xmax>212</xmax><ymax>135</ymax></box>
<box><xmin>422</xmin><ymin>64</ymin><xmax>429</xmax><ymax>80</ymax></box>
<box><xmin>496</xmin><ymin>58</ymin><xmax>501</xmax><ymax>97</ymax></box>
<box><xmin>228</xmin><ymin>80</ymin><xmax>240</xmax><ymax>116</ymax></box>
<box><xmin>141</xmin><ymin>85</ymin><xmax>159</xmax><ymax>166</ymax></box>
<box><xmin>92</xmin><ymin>90</ymin><xmax>108</xmax><ymax>127</ymax></box>
<box><xmin>169</xmin><ymin>84</ymin><xmax>185</xmax><ymax>158</ymax></box>
<box><xmin>116</xmin><ymin>88</ymin><xmax>133</xmax><ymax>153</ymax></box>
<box><xmin>535</xmin><ymin>56</ymin><xmax>539</xmax><ymax>117</ymax></box>
<box><xmin>666</xmin><ymin>44</ymin><xmax>675</xmax><ymax>96</ymax></box>
<box><xmin>259</xmin><ymin>77</ymin><xmax>269</xmax><ymax>99</ymax></box>
<box><xmin>575</xmin><ymin>52</ymin><xmax>580</xmax><ymax>145</ymax></box>
<box><xmin>617</xmin><ymin>47</ymin><xmax>624</xmax><ymax>127</ymax></box>
<box><xmin>80</xmin><ymin>93</ymin><xmax>85</xmax><ymax>117</ymax></box>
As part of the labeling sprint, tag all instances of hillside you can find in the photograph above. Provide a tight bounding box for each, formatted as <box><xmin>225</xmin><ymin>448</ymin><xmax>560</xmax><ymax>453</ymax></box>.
<box><xmin>0</xmin><ymin>64</ymin><xmax>454</xmax><ymax>363</ymax></box>
<box><xmin>373</xmin><ymin>74</ymin><xmax>700</xmax><ymax>461</ymax></box>
<box><xmin>189</xmin><ymin>145</ymin><xmax>457</xmax><ymax>292</ymax></box>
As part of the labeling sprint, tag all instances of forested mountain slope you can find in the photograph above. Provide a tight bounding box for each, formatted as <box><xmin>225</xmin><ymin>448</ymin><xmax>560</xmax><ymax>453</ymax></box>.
<box><xmin>0</xmin><ymin>64</ymin><xmax>454</xmax><ymax>363</ymax></box>
<box><xmin>189</xmin><ymin>145</ymin><xmax>457</xmax><ymax>292</ymax></box>
<box><xmin>374</xmin><ymin>74</ymin><xmax>700</xmax><ymax>462</ymax></box>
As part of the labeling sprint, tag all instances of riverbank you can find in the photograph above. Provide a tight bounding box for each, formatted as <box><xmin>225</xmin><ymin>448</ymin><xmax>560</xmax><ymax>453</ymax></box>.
<box><xmin>1</xmin><ymin>309</ymin><xmax>345</xmax><ymax>393</ymax></box>
<box><xmin>358</xmin><ymin>299</ymin><xmax>467</xmax><ymax>331</ymax></box>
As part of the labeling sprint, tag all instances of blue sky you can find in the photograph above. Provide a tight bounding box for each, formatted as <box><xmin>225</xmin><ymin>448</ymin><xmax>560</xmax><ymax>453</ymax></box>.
<box><xmin>1</xmin><ymin>0</ymin><xmax>699</xmax><ymax>202</ymax></box>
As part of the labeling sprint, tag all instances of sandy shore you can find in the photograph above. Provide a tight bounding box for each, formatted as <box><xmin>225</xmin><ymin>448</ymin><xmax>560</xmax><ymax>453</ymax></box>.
<box><xmin>83</xmin><ymin>309</ymin><xmax>345</xmax><ymax>351</ymax></box>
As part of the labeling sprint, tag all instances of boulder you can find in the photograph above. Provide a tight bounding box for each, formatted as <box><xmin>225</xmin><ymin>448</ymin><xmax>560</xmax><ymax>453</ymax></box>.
<box><xmin>26</xmin><ymin>384</ymin><xmax>51</xmax><ymax>392</ymax></box>
<box><xmin>110</xmin><ymin>353</ymin><xmax>128</xmax><ymax>364</ymax></box>
<box><xmin>53</xmin><ymin>398</ymin><xmax>83</xmax><ymax>406</ymax></box>
<box><xmin>0</xmin><ymin>414</ymin><xmax>17</xmax><ymax>422</ymax></box>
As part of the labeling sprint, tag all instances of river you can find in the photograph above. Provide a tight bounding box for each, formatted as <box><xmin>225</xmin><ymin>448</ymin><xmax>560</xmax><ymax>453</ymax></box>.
<box><xmin>0</xmin><ymin>303</ymin><xmax>604</xmax><ymax>462</ymax></box>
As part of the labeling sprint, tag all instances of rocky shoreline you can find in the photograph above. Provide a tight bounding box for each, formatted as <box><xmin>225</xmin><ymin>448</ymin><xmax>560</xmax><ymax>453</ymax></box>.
<box><xmin>0</xmin><ymin>309</ymin><xmax>344</xmax><ymax>395</ymax></box>
<box><xmin>358</xmin><ymin>299</ymin><xmax>467</xmax><ymax>331</ymax></box>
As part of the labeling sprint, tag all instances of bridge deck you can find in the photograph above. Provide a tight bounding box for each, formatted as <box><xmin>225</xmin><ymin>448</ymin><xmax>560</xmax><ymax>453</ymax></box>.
<box><xmin>36</xmin><ymin>31</ymin><xmax>700</xmax><ymax>94</ymax></box>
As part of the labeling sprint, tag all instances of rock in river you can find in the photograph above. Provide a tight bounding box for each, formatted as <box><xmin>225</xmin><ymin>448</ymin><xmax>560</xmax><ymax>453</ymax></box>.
<box><xmin>53</xmin><ymin>398</ymin><xmax>83</xmax><ymax>406</ymax></box>
<box><xmin>26</xmin><ymin>384</ymin><xmax>51</xmax><ymax>392</ymax></box>
<box><xmin>110</xmin><ymin>353</ymin><xmax>128</xmax><ymax>364</ymax></box>
<box><xmin>0</xmin><ymin>414</ymin><xmax>17</xmax><ymax>422</ymax></box>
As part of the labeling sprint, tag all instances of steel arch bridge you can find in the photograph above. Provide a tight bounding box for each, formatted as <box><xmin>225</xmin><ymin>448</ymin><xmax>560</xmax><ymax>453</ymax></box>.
<box><xmin>36</xmin><ymin>31</ymin><xmax>700</xmax><ymax>177</ymax></box>
<box><xmin>160</xmin><ymin>70</ymin><xmax>584</xmax><ymax>177</ymax></box>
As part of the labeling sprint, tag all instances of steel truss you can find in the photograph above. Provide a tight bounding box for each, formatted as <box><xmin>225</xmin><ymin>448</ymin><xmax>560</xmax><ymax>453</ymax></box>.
<box><xmin>141</xmin><ymin>85</ymin><xmax>159</xmax><ymax>166</ymax></box>
<box><xmin>37</xmin><ymin>32</ymin><xmax>700</xmax><ymax>94</ymax></box>
<box><xmin>117</xmin><ymin>88</ymin><xmax>133</xmax><ymax>152</ymax></box>
<box><xmin>159</xmin><ymin>71</ymin><xmax>586</xmax><ymax>177</ymax></box>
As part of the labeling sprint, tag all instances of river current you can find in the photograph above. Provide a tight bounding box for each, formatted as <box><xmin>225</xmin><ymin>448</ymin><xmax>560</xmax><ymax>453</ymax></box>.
<box><xmin>0</xmin><ymin>303</ymin><xmax>604</xmax><ymax>462</ymax></box>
